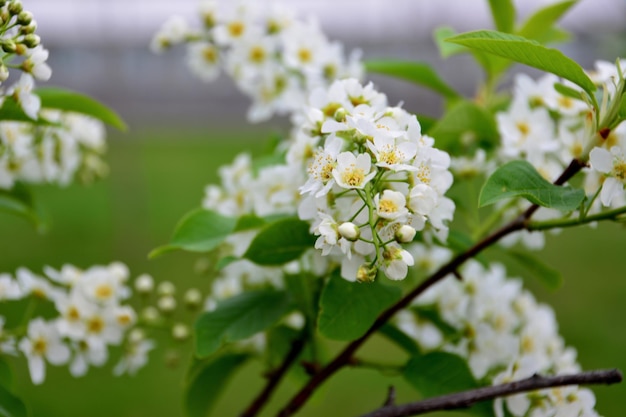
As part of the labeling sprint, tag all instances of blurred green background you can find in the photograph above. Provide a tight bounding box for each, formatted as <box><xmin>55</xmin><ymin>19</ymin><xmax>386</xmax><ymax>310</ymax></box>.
<box><xmin>0</xmin><ymin>126</ymin><xmax>624</xmax><ymax>417</ymax></box>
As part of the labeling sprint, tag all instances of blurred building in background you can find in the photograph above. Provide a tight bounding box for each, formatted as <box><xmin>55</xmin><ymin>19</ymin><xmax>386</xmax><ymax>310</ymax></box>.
<box><xmin>26</xmin><ymin>0</ymin><xmax>626</xmax><ymax>129</ymax></box>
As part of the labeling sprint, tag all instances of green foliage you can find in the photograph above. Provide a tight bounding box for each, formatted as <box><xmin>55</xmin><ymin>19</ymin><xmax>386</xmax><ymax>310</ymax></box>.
<box><xmin>285</xmin><ymin>273</ymin><xmax>322</xmax><ymax>322</ymax></box>
<box><xmin>195</xmin><ymin>289</ymin><xmax>292</xmax><ymax>357</ymax></box>
<box><xmin>0</xmin><ymin>362</ymin><xmax>27</xmax><ymax>417</ymax></box>
<box><xmin>427</xmin><ymin>100</ymin><xmax>499</xmax><ymax>154</ymax></box>
<box><xmin>365</xmin><ymin>60</ymin><xmax>460</xmax><ymax>100</ymax></box>
<box><xmin>507</xmin><ymin>250</ymin><xmax>563</xmax><ymax>289</ymax></box>
<box><xmin>36</xmin><ymin>87</ymin><xmax>127</xmax><ymax>131</ymax></box>
<box><xmin>0</xmin><ymin>183</ymin><xmax>46</xmax><ymax>232</ymax></box>
<box><xmin>553</xmin><ymin>82</ymin><xmax>587</xmax><ymax>102</ymax></box>
<box><xmin>149</xmin><ymin>208</ymin><xmax>237</xmax><ymax>258</ymax></box>
<box><xmin>184</xmin><ymin>353</ymin><xmax>250</xmax><ymax>417</ymax></box>
<box><xmin>243</xmin><ymin>217</ymin><xmax>315</xmax><ymax>265</ymax></box>
<box><xmin>403</xmin><ymin>351</ymin><xmax>492</xmax><ymax>416</ymax></box>
<box><xmin>479</xmin><ymin>160</ymin><xmax>585</xmax><ymax>211</ymax></box>
<box><xmin>446</xmin><ymin>30</ymin><xmax>597</xmax><ymax>99</ymax></box>
<box><xmin>317</xmin><ymin>274</ymin><xmax>402</xmax><ymax>341</ymax></box>
<box><xmin>0</xmin><ymin>97</ymin><xmax>48</xmax><ymax>124</ymax></box>
<box><xmin>516</xmin><ymin>0</ymin><xmax>577</xmax><ymax>43</ymax></box>
<box><xmin>378</xmin><ymin>323</ymin><xmax>421</xmax><ymax>355</ymax></box>
<box><xmin>433</xmin><ymin>27</ymin><xmax>467</xmax><ymax>58</ymax></box>
<box><xmin>488</xmin><ymin>0</ymin><xmax>516</xmax><ymax>33</ymax></box>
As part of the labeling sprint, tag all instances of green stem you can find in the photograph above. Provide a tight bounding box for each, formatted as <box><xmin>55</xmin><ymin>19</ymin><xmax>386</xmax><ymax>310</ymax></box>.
<box><xmin>528</xmin><ymin>205</ymin><xmax>626</xmax><ymax>231</ymax></box>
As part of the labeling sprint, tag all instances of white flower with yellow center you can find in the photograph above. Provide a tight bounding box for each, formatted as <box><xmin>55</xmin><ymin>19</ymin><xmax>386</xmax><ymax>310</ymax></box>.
<box><xmin>18</xmin><ymin>318</ymin><xmax>70</xmax><ymax>384</ymax></box>
<box><xmin>301</xmin><ymin>135</ymin><xmax>342</xmax><ymax>197</ymax></box>
<box><xmin>332</xmin><ymin>152</ymin><xmax>375</xmax><ymax>190</ymax></box>
<box><xmin>381</xmin><ymin>244</ymin><xmax>414</xmax><ymax>280</ymax></box>
<box><xmin>186</xmin><ymin>42</ymin><xmax>221</xmax><ymax>82</ymax></box>
<box><xmin>590</xmin><ymin>144</ymin><xmax>626</xmax><ymax>206</ymax></box>
<box><xmin>375</xmin><ymin>189</ymin><xmax>408</xmax><ymax>221</ymax></box>
<box><xmin>368</xmin><ymin>134</ymin><xmax>417</xmax><ymax>172</ymax></box>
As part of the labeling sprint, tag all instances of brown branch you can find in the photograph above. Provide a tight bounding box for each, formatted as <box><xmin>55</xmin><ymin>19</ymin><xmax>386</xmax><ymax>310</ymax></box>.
<box><xmin>240</xmin><ymin>336</ymin><xmax>307</xmax><ymax>417</ymax></box>
<box><xmin>383</xmin><ymin>386</ymin><xmax>396</xmax><ymax>407</ymax></box>
<box><xmin>276</xmin><ymin>158</ymin><xmax>587</xmax><ymax>417</ymax></box>
<box><xmin>357</xmin><ymin>369</ymin><xmax>622</xmax><ymax>417</ymax></box>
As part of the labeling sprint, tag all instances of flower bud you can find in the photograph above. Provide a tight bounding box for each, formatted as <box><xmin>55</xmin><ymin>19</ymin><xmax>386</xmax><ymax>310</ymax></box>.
<box><xmin>8</xmin><ymin>1</ymin><xmax>22</xmax><ymax>15</ymax></box>
<box><xmin>19</xmin><ymin>20</ymin><xmax>36</xmax><ymax>34</ymax></box>
<box><xmin>141</xmin><ymin>306</ymin><xmax>160</xmax><ymax>324</ymax></box>
<box><xmin>134</xmin><ymin>274</ymin><xmax>154</xmax><ymax>295</ymax></box>
<box><xmin>356</xmin><ymin>265</ymin><xmax>377</xmax><ymax>283</ymax></box>
<box><xmin>0</xmin><ymin>64</ymin><xmax>8</xmax><ymax>82</ymax></box>
<box><xmin>333</xmin><ymin>107</ymin><xmax>347</xmax><ymax>122</ymax></box>
<box><xmin>22</xmin><ymin>34</ymin><xmax>39</xmax><ymax>48</ymax></box>
<box><xmin>338</xmin><ymin>222</ymin><xmax>360</xmax><ymax>241</ymax></box>
<box><xmin>128</xmin><ymin>328</ymin><xmax>145</xmax><ymax>343</ymax></box>
<box><xmin>184</xmin><ymin>288</ymin><xmax>202</xmax><ymax>310</ymax></box>
<box><xmin>172</xmin><ymin>323</ymin><xmax>190</xmax><ymax>341</ymax></box>
<box><xmin>157</xmin><ymin>295</ymin><xmax>177</xmax><ymax>313</ymax></box>
<box><xmin>1</xmin><ymin>39</ymin><xmax>16</xmax><ymax>53</ymax></box>
<box><xmin>16</xmin><ymin>10</ymin><xmax>31</xmax><ymax>25</ymax></box>
<box><xmin>157</xmin><ymin>281</ymin><xmax>176</xmax><ymax>296</ymax></box>
<box><xmin>395</xmin><ymin>224</ymin><xmax>416</xmax><ymax>243</ymax></box>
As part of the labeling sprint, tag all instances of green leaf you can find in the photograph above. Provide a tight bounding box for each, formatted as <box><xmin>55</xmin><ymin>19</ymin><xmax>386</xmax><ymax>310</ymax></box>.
<box><xmin>488</xmin><ymin>0</ymin><xmax>516</xmax><ymax>33</ymax></box>
<box><xmin>619</xmin><ymin>92</ymin><xmax>626</xmax><ymax>119</ymax></box>
<box><xmin>0</xmin><ymin>358</ymin><xmax>11</xmax><ymax>388</ymax></box>
<box><xmin>285</xmin><ymin>273</ymin><xmax>322</xmax><ymax>321</ymax></box>
<box><xmin>507</xmin><ymin>250</ymin><xmax>563</xmax><ymax>289</ymax></box>
<box><xmin>378</xmin><ymin>323</ymin><xmax>421</xmax><ymax>355</ymax></box>
<box><xmin>318</xmin><ymin>275</ymin><xmax>402</xmax><ymax>341</ymax></box>
<box><xmin>365</xmin><ymin>60</ymin><xmax>460</xmax><ymax>100</ymax></box>
<box><xmin>447</xmin><ymin>30</ymin><xmax>596</xmax><ymax>97</ymax></box>
<box><xmin>243</xmin><ymin>217</ymin><xmax>315</xmax><ymax>266</ymax></box>
<box><xmin>0</xmin><ymin>184</ymin><xmax>46</xmax><ymax>232</ymax></box>
<box><xmin>517</xmin><ymin>1</ymin><xmax>578</xmax><ymax>43</ymax></box>
<box><xmin>434</xmin><ymin>27</ymin><xmax>467</xmax><ymax>58</ymax></box>
<box><xmin>149</xmin><ymin>208</ymin><xmax>237</xmax><ymax>258</ymax></box>
<box><xmin>184</xmin><ymin>353</ymin><xmax>249</xmax><ymax>417</ymax></box>
<box><xmin>478</xmin><ymin>160</ymin><xmax>585</xmax><ymax>211</ymax></box>
<box><xmin>234</xmin><ymin>214</ymin><xmax>266</xmax><ymax>232</ymax></box>
<box><xmin>0</xmin><ymin>96</ymin><xmax>39</xmax><ymax>123</ymax></box>
<box><xmin>36</xmin><ymin>87</ymin><xmax>127</xmax><ymax>131</ymax></box>
<box><xmin>195</xmin><ymin>289</ymin><xmax>292</xmax><ymax>357</ymax></box>
<box><xmin>427</xmin><ymin>100</ymin><xmax>499</xmax><ymax>154</ymax></box>
<box><xmin>0</xmin><ymin>383</ymin><xmax>27</xmax><ymax>417</ymax></box>
<box><xmin>404</xmin><ymin>352</ymin><xmax>492</xmax><ymax>417</ymax></box>
<box><xmin>215</xmin><ymin>255</ymin><xmax>239</xmax><ymax>271</ymax></box>
<box><xmin>553</xmin><ymin>82</ymin><xmax>586</xmax><ymax>102</ymax></box>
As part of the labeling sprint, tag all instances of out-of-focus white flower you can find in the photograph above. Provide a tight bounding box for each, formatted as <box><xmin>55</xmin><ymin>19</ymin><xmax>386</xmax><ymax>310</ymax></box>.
<box><xmin>19</xmin><ymin>318</ymin><xmax>71</xmax><ymax>384</ymax></box>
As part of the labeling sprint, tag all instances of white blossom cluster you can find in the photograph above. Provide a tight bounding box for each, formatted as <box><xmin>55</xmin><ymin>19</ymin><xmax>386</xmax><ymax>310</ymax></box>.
<box><xmin>0</xmin><ymin>111</ymin><xmax>108</xmax><ymax>189</ymax></box>
<box><xmin>0</xmin><ymin>262</ymin><xmax>154</xmax><ymax>384</ymax></box>
<box><xmin>497</xmin><ymin>60</ymin><xmax>626</xmax><ymax>208</ymax></box>
<box><xmin>397</xmin><ymin>252</ymin><xmax>600</xmax><ymax>417</ymax></box>
<box><xmin>151</xmin><ymin>0</ymin><xmax>363</xmax><ymax>121</ymax></box>
<box><xmin>296</xmin><ymin>78</ymin><xmax>455</xmax><ymax>281</ymax></box>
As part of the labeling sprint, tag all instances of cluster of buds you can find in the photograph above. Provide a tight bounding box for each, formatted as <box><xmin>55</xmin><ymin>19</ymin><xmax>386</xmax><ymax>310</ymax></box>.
<box><xmin>0</xmin><ymin>262</ymin><xmax>152</xmax><ymax>383</ymax></box>
<box><xmin>151</xmin><ymin>0</ymin><xmax>362</xmax><ymax>121</ymax></box>
<box><xmin>294</xmin><ymin>78</ymin><xmax>455</xmax><ymax>281</ymax></box>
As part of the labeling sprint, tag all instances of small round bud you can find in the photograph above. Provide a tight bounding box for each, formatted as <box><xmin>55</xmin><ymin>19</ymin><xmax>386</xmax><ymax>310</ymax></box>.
<box><xmin>22</xmin><ymin>33</ymin><xmax>39</xmax><ymax>48</ymax></box>
<box><xmin>157</xmin><ymin>295</ymin><xmax>177</xmax><ymax>313</ymax></box>
<box><xmin>128</xmin><ymin>328</ymin><xmax>145</xmax><ymax>343</ymax></box>
<box><xmin>171</xmin><ymin>323</ymin><xmax>190</xmax><ymax>341</ymax></box>
<box><xmin>141</xmin><ymin>306</ymin><xmax>160</xmax><ymax>323</ymax></box>
<box><xmin>356</xmin><ymin>265</ymin><xmax>377</xmax><ymax>283</ymax></box>
<box><xmin>8</xmin><ymin>1</ymin><xmax>23</xmax><ymax>15</ymax></box>
<box><xmin>1</xmin><ymin>39</ymin><xmax>16</xmax><ymax>53</ymax></box>
<box><xmin>0</xmin><ymin>64</ymin><xmax>9</xmax><ymax>82</ymax></box>
<box><xmin>157</xmin><ymin>281</ymin><xmax>176</xmax><ymax>296</ymax></box>
<box><xmin>134</xmin><ymin>274</ymin><xmax>154</xmax><ymax>294</ymax></box>
<box><xmin>14</xmin><ymin>43</ymin><xmax>26</xmax><ymax>55</ymax></box>
<box><xmin>338</xmin><ymin>222</ymin><xmax>360</xmax><ymax>241</ymax></box>
<box><xmin>16</xmin><ymin>10</ymin><xmax>31</xmax><ymax>25</ymax></box>
<box><xmin>109</xmin><ymin>261</ymin><xmax>129</xmax><ymax>282</ymax></box>
<box><xmin>183</xmin><ymin>288</ymin><xmax>202</xmax><ymax>310</ymax></box>
<box><xmin>0</xmin><ymin>9</ymin><xmax>9</xmax><ymax>23</ymax></box>
<box><xmin>19</xmin><ymin>20</ymin><xmax>36</xmax><ymax>34</ymax></box>
<box><xmin>395</xmin><ymin>225</ymin><xmax>416</xmax><ymax>243</ymax></box>
<box><xmin>334</xmin><ymin>107</ymin><xmax>347</xmax><ymax>122</ymax></box>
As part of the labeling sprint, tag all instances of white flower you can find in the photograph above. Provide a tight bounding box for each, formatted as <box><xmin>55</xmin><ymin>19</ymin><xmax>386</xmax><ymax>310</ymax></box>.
<box><xmin>367</xmin><ymin>134</ymin><xmax>417</xmax><ymax>171</ymax></box>
<box><xmin>22</xmin><ymin>46</ymin><xmax>52</xmax><ymax>81</ymax></box>
<box><xmin>589</xmin><ymin>145</ymin><xmax>626</xmax><ymax>206</ymax></box>
<box><xmin>0</xmin><ymin>273</ymin><xmax>22</xmax><ymax>300</ymax></box>
<box><xmin>69</xmin><ymin>339</ymin><xmax>108</xmax><ymax>377</ymax></box>
<box><xmin>17</xmin><ymin>268</ymin><xmax>64</xmax><ymax>302</ymax></box>
<box><xmin>381</xmin><ymin>244</ymin><xmax>414</xmax><ymax>280</ymax></box>
<box><xmin>19</xmin><ymin>318</ymin><xmax>71</xmax><ymax>384</ymax></box>
<box><xmin>186</xmin><ymin>42</ymin><xmax>221</xmax><ymax>82</ymax></box>
<box><xmin>150</xmin><ymin>15</ymin><xmax>190</xmax><ymax>53</ymax></box>
<box><xmin>301</xmin><ymin>135</ymin><xmax>342</xmax><ymax>197</ymax></box>
<box><xmin>8</xmin><ymin>74</ymin><xmax>40</xmax><ymax>119</ymax></box>
<box><xmin>113</xmin><ymin>338</ymin><xmax>154</xmax><ymax>376</ymax></box>
<box><xmin>375</xmin><ymin>189</ymin><xmax>409</xmax><ymax>221</ymax></box>
<box><xmin>332</xmin><ymin>152</ymin><xmax>375</xmax><ymax>189</ymax></box>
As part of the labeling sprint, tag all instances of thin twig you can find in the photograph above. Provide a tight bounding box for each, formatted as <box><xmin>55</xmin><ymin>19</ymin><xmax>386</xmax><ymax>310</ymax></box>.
<box><xmin>240</xmin><ymin>336</ymin><xmax>307</xmax><ymax>417</ymax></box>
<box><xmin>383</xmin><ymin>386</ymin><xmax>396</xmax><ymax>407</ymax></box>
<box><xmin>276</xmin><ymin>158</ymin><xmax>587</xmax><ymax>417</ymax></box>
<box><xmin>357</xmin><ymin>369</ymin><xmax>622</xmax><ymax>417</ymax></box>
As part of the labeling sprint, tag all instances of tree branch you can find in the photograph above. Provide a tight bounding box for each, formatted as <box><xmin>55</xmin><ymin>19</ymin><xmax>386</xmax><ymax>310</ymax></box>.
<box><xmin>276</xmin><ymin>158</ymin><xmax>587</xmax><ymax>417</ymax></box>
<box><xmin>357</xmin><ymin>369</ymin><xmax>623</xmax><ymax>417</ymax></box>
<box><xmin>240</xmin><ymin>335</ymin><xmax>307</xmax><ymax>417</ymax></box>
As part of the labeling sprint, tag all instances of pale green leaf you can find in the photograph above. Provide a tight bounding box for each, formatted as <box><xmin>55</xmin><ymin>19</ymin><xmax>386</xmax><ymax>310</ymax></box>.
<box><xmin>434</xmin><ymin>27</ymin><xmax>467</xmax><ymax>58</ymax></box>
<box><xmin>149</xmin><ymin>208</ymin><xmax>237</xmax><ymax>258</ymax></box>
<box><xmin>36</xmin><ymin>87</ymin><xmax>127</xmax><ymax>131</ymax></box>
<box><xmin>184</xmin><ymin>353</ymin><xmax>249</xmax><ymax>417</ymax></box>
<box><xmin>243</xmin><ymin>217</ymin><xmax>315</xmax><ymax>266</ymax></box>
<box><xmin>479</xmin><ymin>160</ymin><xmax>585</xmax><ymax>211</ymax></box>
<box><xmin>365</xmin><ymin>60</ymin><xmax>459</xmax><ymax>99</ymax></box>
<box><xmin>195</xmin><ymin>289</ymin><xmax>292</xmax><ymax>357</ymax></box>
<box><xmin>404</xmin><ymin>351</ymin><xmax>492</xmax><ymax>417</ymax></box>
<box><xmin>488</xmin><ymin>0</ymin><xmax>516</xmax><ymax>33</ymax></box>
<box><xmin>447</xmin><ymin>30</ymin><xmax>596</xmax><ymax>97</ymax></box>
<box><xmin>517</xmin><ymin>1</ymin><xmax>578</xmax><ymax>42</ymax></box>
<box><xmin>508</xmin><ymin>250</ymin><xmax>563</xmax><ymax>289</ymax></box>
<box><xmin>318</xmin><ymin>275</ymin><xmax>402</xmax><ymax>341</ymax></box>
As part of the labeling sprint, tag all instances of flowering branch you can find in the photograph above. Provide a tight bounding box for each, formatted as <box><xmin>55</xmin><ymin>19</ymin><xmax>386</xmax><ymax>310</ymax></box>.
<box><xmin>276</xmin><ymin>158</ymin><xmax>587</xmax><ymax>417</ymax></box>
<box><xmin>357</xmin><ymin>369</ymin><xmax>623</xmax><ymax>417</ymax></box>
